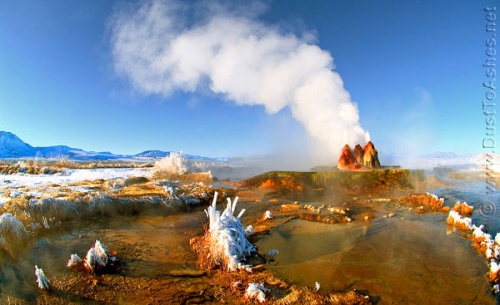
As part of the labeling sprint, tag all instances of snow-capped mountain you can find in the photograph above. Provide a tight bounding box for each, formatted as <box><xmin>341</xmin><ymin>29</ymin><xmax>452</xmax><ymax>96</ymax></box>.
<box><xmin>0</xmin><ymin>131</ymin><xmax>219</xmax><ymax>161</ymax></box>
<box><xmin>0</xmin><ymin>131</ymin><xmax>35</xmax><ymax>158</ymax></box>
<box><xmin>134</xmin><ymin>150</ymin><xmax>171</xmax><ymax>158</ymax></box>
<box><xmin>0</xmin><ymin>131</ymin><xmax>127</xmax><ymax>160</ymax></box>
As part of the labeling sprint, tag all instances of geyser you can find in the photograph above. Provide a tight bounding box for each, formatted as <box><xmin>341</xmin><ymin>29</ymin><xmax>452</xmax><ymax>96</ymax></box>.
<box><xmin>110</xmin><ymin>0</ymin><xmax>369</xmax><ymax>157</ymax></box>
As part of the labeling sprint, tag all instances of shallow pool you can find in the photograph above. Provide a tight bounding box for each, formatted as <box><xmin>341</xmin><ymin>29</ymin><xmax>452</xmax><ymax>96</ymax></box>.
<box><xmin>256</xmin><ymin>217</ymin><xmax>494</xmax><ymax>304</ymax></box>
<box><xmin>0</xmin><ymin>212</ymin><xmax>208</xmax><ymax>304</ymax></box>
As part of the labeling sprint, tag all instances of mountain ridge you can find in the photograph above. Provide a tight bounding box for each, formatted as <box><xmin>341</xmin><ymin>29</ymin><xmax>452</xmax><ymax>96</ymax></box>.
<box><xmin>0</xmin><ymin>131</ymin><xmax>219</xmax><ymax>161</ymax></box>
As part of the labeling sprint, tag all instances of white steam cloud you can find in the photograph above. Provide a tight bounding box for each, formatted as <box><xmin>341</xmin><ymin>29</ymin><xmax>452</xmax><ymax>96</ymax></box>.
<box><xmin>109</xmin><ymin>0</ymin><xmax>369</xmax><ymax>160</ymax></box>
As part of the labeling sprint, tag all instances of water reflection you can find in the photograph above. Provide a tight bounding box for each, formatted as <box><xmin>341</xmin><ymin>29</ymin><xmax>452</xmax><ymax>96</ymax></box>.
<box><xmin>257</xmin><ymin>219</ymin><xmax>367</xmax><ymax>263</ymax></box>
<box><xmin>433</xmin><ymin>182</ymin><xmax>500</xmax><ymax>233</ymax></box>
<box><xmin>256</xmin><ymin>218</ymin><xmax>494</xmax><ymax>304</ymax></box>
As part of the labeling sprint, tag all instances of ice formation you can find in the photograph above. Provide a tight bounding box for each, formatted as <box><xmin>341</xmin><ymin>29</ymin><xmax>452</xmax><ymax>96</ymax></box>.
<box><xmin>0</xmin><ymin>212</ymin><xmax>29</xmax><ymax>240</ymax></box>
<box><xmin>472</xmin><ymin>225</ymin><xmax>492</xmax><ymax>243</ymax></box>
<box><xmin>446</xmin><ymin>211</ymin><xmax>472</xmax><ymax>230</ymax></box>
<box><xmin>29</xmin><ymin>197</ymin><xmax>79</xmax><ymax>219</ymax></box>
<box><xmin>267</xmin><ymin>249</ymin><xmax>279</xmax><ymax>257</ymax></box>
<box><xmin>266</xmin><ymin>249</ymin><xmax>279</xmax><ymax>263</ymax></box>
<box><xmin>35</xmin><ymin>265</ymin><xmax>49</xmax><ymax>290</ymax></box>
<box><xmin>447</xmin><ymin>210</ymin><xmax>500</xmax><ymax>289</ymax></box>
<box><xmin>244</xmin><ymin>225</ymin><xmax>254</xmax><ymax>237</ymax></box>
<box><xmin>205</xmin><ymin>191</ymin><xmax>255</xmax><ymax>271</ymax></box>
<box><xmin>495</xmin><ymin>233</ymin><xmax>500</xmax><ymax>248</ymax></box>
<box><xmin>314</xmin><ymin>281</ymin><xmax>321</xmax><ymax>292</ymax></box>
<box><xmin>490</xmin><ymin>259</ymin><xmax>500</xmax><ymax>276</ymax></box>
<box><xmin>67</xmin><ymin>253</ymin><xmax>83</xmax><ymax>268</ymax></box>
<box><xmin>263</xmin><ymin>210</ymin><xmax>273</xmax><ymax>220</ymax></box>
<box><xmin>84</xmin><ymin>240</ymin><xmax>109</xmax><ymax>272</ymax></box>
<box><xmin>66</xmin><ymin>240</ymin><xmax>113</xmax><ymax>273</ymax></box>
<box><xmin>245</xmin><ymin>282</ymin><xmax>269</xmax><ymax>303</ymax></box>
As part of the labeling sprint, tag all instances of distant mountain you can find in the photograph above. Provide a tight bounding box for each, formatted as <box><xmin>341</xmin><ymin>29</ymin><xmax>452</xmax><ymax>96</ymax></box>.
<box><xmin>134</xmin><ymin>150</ymin><xmax>172</xmax><ymax>158</ymax></box>
<box><xmin>0</xmin><ymin>131</ymin><xmax>35</xmax><ymax>158</ymax></box>
<box><xmin>0</xmin><ymin>131</ymin><xmax>220</xmax><ymax>161</ymax></box>
<box><xmin>0</xmin><ymin>131</ymin><xmax>130</xmax><ymax>160</ymax></box>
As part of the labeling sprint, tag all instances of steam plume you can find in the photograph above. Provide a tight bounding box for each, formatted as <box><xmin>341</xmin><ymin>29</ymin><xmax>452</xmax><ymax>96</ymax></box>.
<box><xmin>109</xmin><ymin>0</ymin><xmax>369</xmax><ymax>159</ymax></box>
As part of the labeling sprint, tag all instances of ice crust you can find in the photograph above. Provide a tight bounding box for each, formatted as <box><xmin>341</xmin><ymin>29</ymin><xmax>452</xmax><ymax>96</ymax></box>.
<box><xmin>205</xmin><ymin>191</ymin><xmax>255</xmax><ymax>271</ymax></box>
<box><xmin>35</xmin><ymin>265</ymin><xmax>49</xmax><ymax>290</ymax></box>
<box><xmin>245</xmin><ymin>282</ymin><xmax>269</xmax><ymax>303</ymax></box>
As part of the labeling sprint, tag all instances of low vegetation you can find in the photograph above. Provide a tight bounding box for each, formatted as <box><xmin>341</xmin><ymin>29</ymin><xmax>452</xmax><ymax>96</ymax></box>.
<box><xmin>0</xmin><ymin>158</ymin><xmax>153</xmax><ymax>175</ymax></box>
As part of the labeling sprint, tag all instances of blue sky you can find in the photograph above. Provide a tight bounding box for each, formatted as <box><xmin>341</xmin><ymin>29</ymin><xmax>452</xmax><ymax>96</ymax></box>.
<box><xmin>0</xmin><ymin>0</ymin><xmax>494</xmax><ymax>163</ymax></box>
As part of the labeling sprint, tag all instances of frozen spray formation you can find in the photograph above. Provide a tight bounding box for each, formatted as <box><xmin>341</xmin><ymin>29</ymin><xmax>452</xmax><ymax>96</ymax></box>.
<box><xmin>110</xmin><ymin>0</ymin><xmax>369</xmax><ymax>157</ymax></box>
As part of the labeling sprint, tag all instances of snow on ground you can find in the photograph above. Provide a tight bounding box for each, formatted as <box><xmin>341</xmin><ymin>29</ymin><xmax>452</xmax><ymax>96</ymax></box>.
<box><xmin>0</xmin><ymin>168</ymin><xmax>153</xmax><ymax>189</ymax></box>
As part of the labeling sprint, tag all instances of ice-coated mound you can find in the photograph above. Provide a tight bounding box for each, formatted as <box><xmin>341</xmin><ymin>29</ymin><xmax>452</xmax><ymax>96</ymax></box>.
<box><xmin>205</xmin><ymin>191</ymin><xmax>255</xmax><ymax>271</ymax></box>
<box><xmin>67</xmin><ymin>240</ymin><xmax>116</xmax><ymax>273</ymax></box>
<box><xmin>84</xmin><ymin>240</ymin><xmax>109</xmax><ymax>272</ymax></box>
<box><xmin>245</xmin><ymin>282</ymin><xmax>269</xmax><ymax>303</ymax></box>
<box><xmin>35</xmin><ymin>265</ymin><xmax>49</xmax><ymax>290</ymax></box>
<box><xmin>67</xmin><ymin>253</ymin><xmax>83</xmax><ymax>268</ymax></box>
<box><xmin>0</xmin><ymin>212</ymin><xmax>29</xmax><ymax>242</ymax></box>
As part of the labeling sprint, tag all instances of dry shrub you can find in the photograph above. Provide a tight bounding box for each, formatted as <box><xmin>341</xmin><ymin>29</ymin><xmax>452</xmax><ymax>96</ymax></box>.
<box><xmin>177</xmin><ymin>172</ymin><xmax>213</xmax><ymax>185</ymax></box>
<box><xmin>29</xmin><ymin>197</ymin><xmax>80</xmax><ymax>220</ymax></box>
<box><xmin>190</xmin><ymin>232</ymin><xmax>220</xmax><ymax>270</ymax></box>
<box><xmin>153</xmin><ymin>171</ymin><xmax>213</xmax><ymax>185</ymax></box>
<box><xmin>53</xmin><ymin>157</ymin><xmax>78</xmax><ymax>169</ymax></box>
<box><xmin>190</xmin><ymin>231</ymin><xmax>246</xmax><ymax>272</ymax></box>
<box><xmin>274</xmin><ymin>286</ymin><xmax>371</xmax><ymax>305</ymax></box>
<box><xmin>0</xmin><ymin>161</ymin><xmax>63</xmax><ymax>175</ymax></box>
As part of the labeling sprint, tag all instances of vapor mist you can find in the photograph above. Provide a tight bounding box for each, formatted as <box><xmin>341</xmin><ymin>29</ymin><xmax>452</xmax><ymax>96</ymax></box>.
<box><xmin>109</xmin><ymin>0</ymin><xmax>369</xmax><ymax>163</ymax></box>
